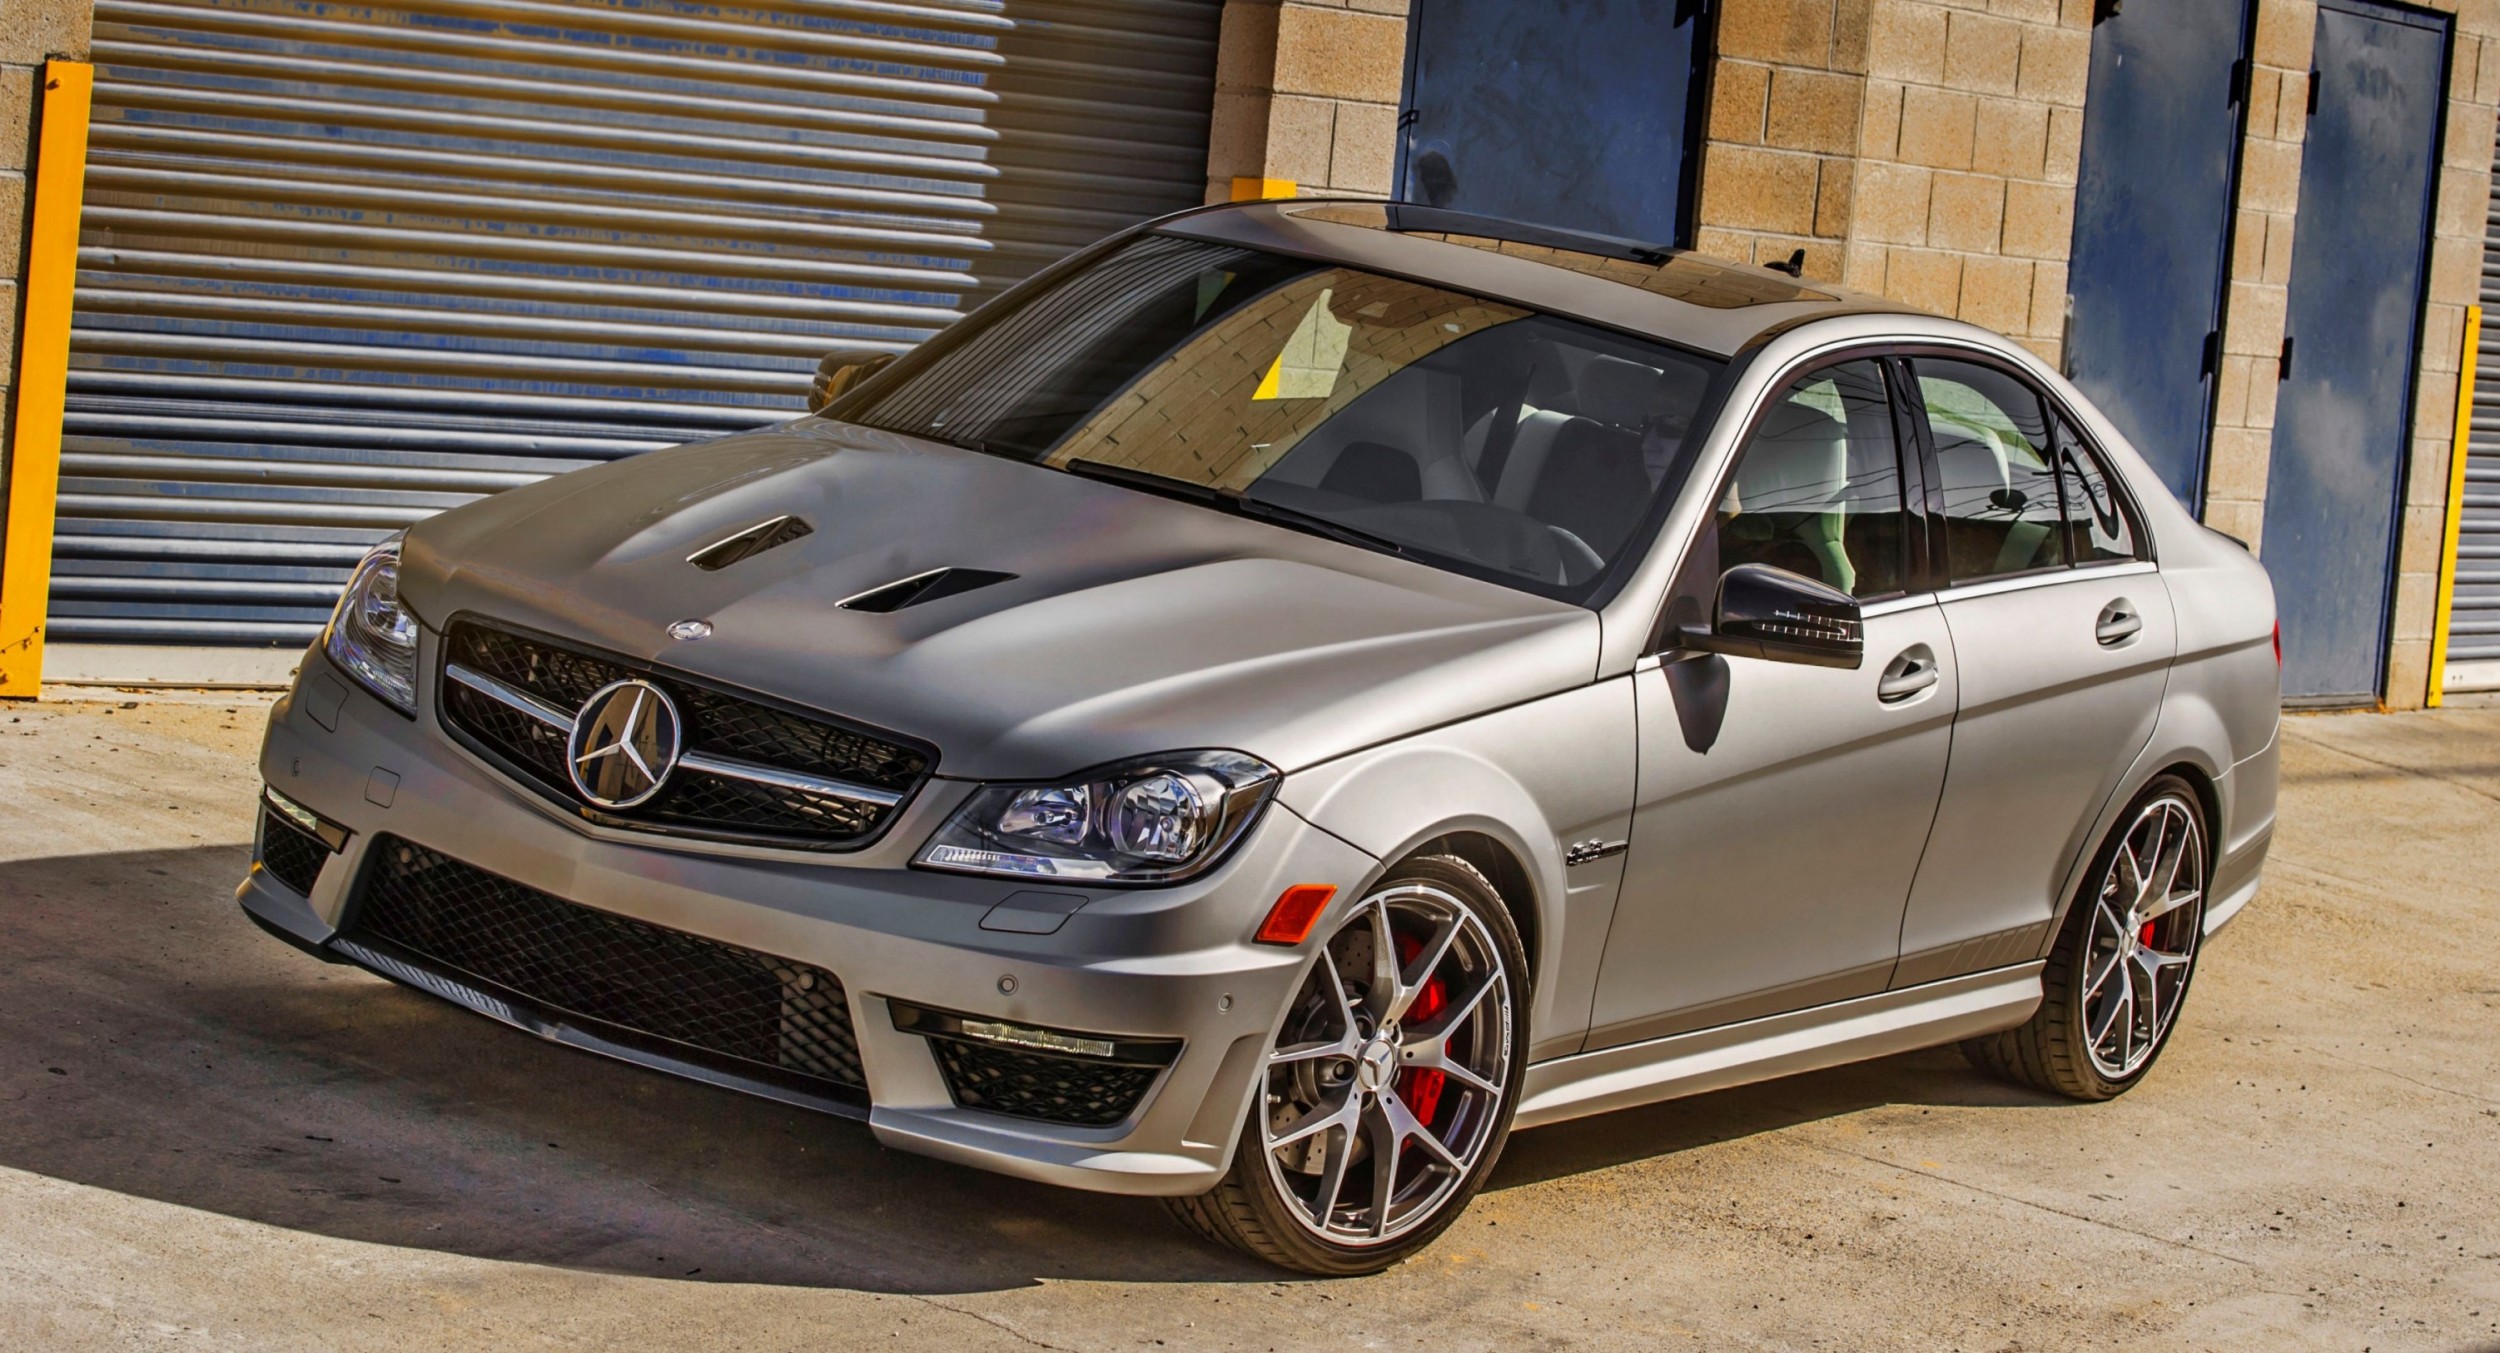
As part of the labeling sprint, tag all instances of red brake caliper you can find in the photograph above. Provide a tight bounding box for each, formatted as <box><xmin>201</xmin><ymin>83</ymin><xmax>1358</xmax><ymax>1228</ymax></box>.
<box><xmin>1393</xmin><ymin>931</ymin><xmax>1448</xmax><ymax>1126</ymax></box>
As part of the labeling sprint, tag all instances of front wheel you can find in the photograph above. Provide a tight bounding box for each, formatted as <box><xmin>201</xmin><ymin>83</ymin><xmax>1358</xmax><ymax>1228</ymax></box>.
<box><xmin>1963</xmin><ymin>775</ymin><xmax>2210</xmax><ymax>1099</ymax></box>
<box><xmin>1166</xmin><ymin>855</ymin><xmax>1528</xmax><ymax>1275</ymax></box>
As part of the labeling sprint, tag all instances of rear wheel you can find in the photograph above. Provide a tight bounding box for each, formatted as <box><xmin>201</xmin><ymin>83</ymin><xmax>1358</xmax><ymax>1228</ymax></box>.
<box><xmin>1166</xmin><ymin>855</ymin><xmax>1527</xmax><ymax>1275</ymax></box>
<box><xmin>1963</xmin><ymin>775</ymin><xmax>2209</xmax><ymax>1099</ymax></box>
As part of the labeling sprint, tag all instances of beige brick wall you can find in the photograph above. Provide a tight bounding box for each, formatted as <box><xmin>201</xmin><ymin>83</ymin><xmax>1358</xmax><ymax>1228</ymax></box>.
<box><xmin>1697</xmin><ymin>0</ymin><xmax>2090</xmax><ymax>365</ymax></box>
<box><xmin>1203</xmin><ymin>0</ymin><xmax>1408</xmax><ymax>203</ymax></box>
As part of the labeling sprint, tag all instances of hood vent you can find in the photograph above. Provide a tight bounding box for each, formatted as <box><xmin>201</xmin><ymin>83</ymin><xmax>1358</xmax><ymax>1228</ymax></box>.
<box><xmin>689</xmin><ymin>515</ymin><xmax>813</xmax><ymax>571</ymax></box>
<box><xmin>839</xmin><ymin>567</ymin><xmax>1017</xmax><ymax>613</ymax></box>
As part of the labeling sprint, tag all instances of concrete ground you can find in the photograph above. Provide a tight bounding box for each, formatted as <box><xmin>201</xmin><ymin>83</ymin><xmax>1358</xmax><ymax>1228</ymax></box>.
<box><xmin>1</xmin><ymin>695</ymin><xmax>2495</xmax><ymax>1352</ymax></box>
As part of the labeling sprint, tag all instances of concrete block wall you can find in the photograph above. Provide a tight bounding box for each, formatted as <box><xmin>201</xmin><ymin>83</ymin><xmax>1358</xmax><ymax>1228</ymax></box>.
<box><xmin>1203</xmin><ymin>0</ymin><xmax>1409</xmax><ymax>202</ymax></box>
<box><xmin>1696</xmin><ymin>0</ymin><xmax>2089</xmax><ymax>366</ymax></box>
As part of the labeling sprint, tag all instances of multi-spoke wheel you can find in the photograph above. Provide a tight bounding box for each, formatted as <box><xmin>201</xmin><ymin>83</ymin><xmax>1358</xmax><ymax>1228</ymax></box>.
<box><xmin>1963</xmin><ymin>775</ymin><xmax>2210</xmax><ymax>1099</ymax></box>
<box><xmin>1167</xmin><ymin>855</ymin><xmax>1528</xmax><ymax>1274</ymax></box>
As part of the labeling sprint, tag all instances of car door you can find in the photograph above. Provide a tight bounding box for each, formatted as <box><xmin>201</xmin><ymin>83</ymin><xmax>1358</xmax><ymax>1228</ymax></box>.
<box><xmin>1586</xmin><ymin>357</ymin><xmax>1957</xmax><ymax>1050</ymax></box>
<box><xmin>1891</xmin><ymin>355</ymin><xmax>2177</xmax><ymax>987</ymax></box>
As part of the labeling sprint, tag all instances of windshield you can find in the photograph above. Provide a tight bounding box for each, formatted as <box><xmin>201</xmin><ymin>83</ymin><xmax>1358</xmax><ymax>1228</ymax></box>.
<box><xmin>845</xmin><ymin>234</ymin><xmax>1726</xmax><ymax>601</ymax></box>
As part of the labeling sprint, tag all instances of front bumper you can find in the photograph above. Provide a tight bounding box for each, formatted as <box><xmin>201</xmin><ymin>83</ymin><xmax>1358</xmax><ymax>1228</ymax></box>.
<box><xmin>243</xmin><ymin>654</ymin><xmax>1376</xmax><ymax>1197</ymax></box>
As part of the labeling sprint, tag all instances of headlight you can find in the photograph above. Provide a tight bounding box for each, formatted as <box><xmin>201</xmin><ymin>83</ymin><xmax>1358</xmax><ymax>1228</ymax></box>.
<box><xmin>915</xmin><ymin>750</ymin><xmax>1279</xmax><ymax>884</ymax></box>
<box><xmin>324</xmin><ymin>539</ymin><xmax>418</xmax><ymax>715</ymax></box>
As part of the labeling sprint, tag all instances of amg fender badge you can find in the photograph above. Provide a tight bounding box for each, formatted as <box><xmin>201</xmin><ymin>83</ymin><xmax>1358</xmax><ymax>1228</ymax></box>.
<box><xmin>1565</xmin><ymin>839</ymin><xmax>1628</xmax><ymax>866</ymax></box>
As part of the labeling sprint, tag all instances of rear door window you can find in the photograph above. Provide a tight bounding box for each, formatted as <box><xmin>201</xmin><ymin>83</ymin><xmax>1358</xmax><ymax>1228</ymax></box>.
<box><xmin>1911</xmin><ymin>358</ymin><xmax>2069</xmax><ymax>582</ymax></box>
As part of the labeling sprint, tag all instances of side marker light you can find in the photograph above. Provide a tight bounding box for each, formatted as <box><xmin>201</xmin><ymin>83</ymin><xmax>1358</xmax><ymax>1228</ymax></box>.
<box><xmin>1254</xmin><ymin>884</ymin><xmax>1337</xmax><ymax>946</ymax></box>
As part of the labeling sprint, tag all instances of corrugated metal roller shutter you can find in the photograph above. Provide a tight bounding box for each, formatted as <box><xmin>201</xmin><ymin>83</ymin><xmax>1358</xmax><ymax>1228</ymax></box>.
<box><xmin>56</xmin><ymin>0</ymin><xmax>1221</xmax><ymax>647</ymax></box>
<box><xmin>2452</xmin><ymin>118</ymin><xmax>2500</xmax><ymax>691</ymax></box>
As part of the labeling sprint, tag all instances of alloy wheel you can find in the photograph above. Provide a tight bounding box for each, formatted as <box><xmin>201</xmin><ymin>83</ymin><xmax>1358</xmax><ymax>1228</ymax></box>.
<box><xmin>1258</xmin><ymin>882</ymin><xmax>1513</xmax><ymax>1247</ymax></box>
<box><xmin>2080</xmin><ymin>794</ymin><xmax>2205</xmax><ymax>1080</ymax></box>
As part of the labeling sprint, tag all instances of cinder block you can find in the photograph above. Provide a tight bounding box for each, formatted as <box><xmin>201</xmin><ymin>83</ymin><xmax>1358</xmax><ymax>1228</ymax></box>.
<box><xmin>2243</xmin><ymin>353</ymin><xmax>2280</xmax><ymax>427</ymax></box>
<box><xmin>1862</xmin><ymin>79</ymin><xmax>1906</xmax><ymax>157</ymax></box>
<box><xmin>2027</xmin><ymin>258</ymin><xmax>2066</xmax><ymax>337</ymax></box>
<box><xmin>2015</xmin><ymin>333</ymin><xmax>2061</xmax><ymax>367</ymax></box>
<box><xmin>2436</xmin><ymin>172</ymin><xmax>2486</xmax><ymax>240</ymax></box>
<box><xmin>2483</xmin><ymin>36</ymin><xmax>2500</xmax><ymax>103</ymax></box>
<box><xmin>2385</xmin><ymin>636</ymin><xmax>2431</xmax><ymax>712</ymax></box>
<box><xmin>1999</xmin><ymin>178</ymin><xmax>2072</xmax><ymax>258</ymax></box>
<box><xmin>1927</xmin><ymin>171</ymin><xmax>2005</xmax><ymax>251</ymax></box>
<box><xmin>1329</xmin><ymin>99</ymin><xmax>1397</xmax><ymax>194</ymax></box>
<box><xmin>1798</xmin><ymin>240</ymin><xmax>1848</xmax><ymax>281</ymax></box>
<box><xmin>2253</xmin><ymin>0</ymin><xmax>2318</xmax><ymax>73</ymax></box>
<box><xmin>2397</xmin><ymin>506</ymin><xmax>2448</xmax><ymax>580</ymax></box>
<box><xmin>2429</xmin><ymin>233</ymin><xmax>2486</xmax><ymax>308</ymax></box>
<box><xmin>1959</xmin><ymin>254</ymin><xmax>2034</xmax><ymax>332</ymax></box>
<box><xmin>2263</xmin><ymin>212</ymin><xmax>2296</xmax><ymax>286</ymax></box>
<box><xmin>1273</xmin><ymin>6</ymin><xmax>1407</xmax><ymax>103</ymax></box>
<box><xmin>2205</xmin><ymin>428</ymin><xmax>2274</xmax><ymax>499</ymax></box>
<box><xmin>2201</xmin><ymin>498</ymin><xmax>2265</xmax><ymax>555</ymax></box>
<box><xmin>1694</xmin><ymin>226</ymin><xmax>1759</xmax><ymax>263</ymax></box>
<box><xmin>1817</xmin><ymin>158</ymin><xmax>1857</xmax><ymax>236</ymax></box>
<box><xmin>1767</xmin><ymin>67</ymin><xmax>1864</xmax><ymax>155</ymax></box>
<box><xmin>0</xmin><ymin>66</ymin><xmax>31</xmax><ymax>173</ymax></box>
<box><xmin>1987</xmin><ymin>0</ymin><xmax>2059</xmax><ymax>25</ymax></box>
<box><xmin>1216</xmin><ymin>1</ymin><xmax>1284</xmax><ymax>93</ymax></box>
<box><xmin>2016</xmin><ymin>25</ymin><xmax>2090</xmax><ymax>106</ymax></box>
<box><xmin>1886</xmin><ymin>246</ymin><xmax>1965</xmax><ymax>314</ymax></box>
<box><xmin>2443</xmin><ymin>98</ymin><xmax>2496</xmax><ymax>170</ymax></box>
<box><xmin>1264</xmin><ymin>95</ymin><xmax>1338</xmax><ymax>186</ymax></box>
<box><xmin>2044</xmin><ymin>105</ymin><xmax>2083</xmax><ymax>182</ymax></box>
<box><xmin>1846</xmin><ymin>240</ymin><xmax>1891</xmax><ymax>289</ymax></box>
<box><xmin>1834</xmin><ymin>0</ymin><xmax>1876</xmax><ymax>73</ymax></box>
<box><xmin>1867</xmin><ymin>0</ymin><xmax>1949</xmax><ymax>84</ymax></box>
<box><xmin>2420</xmin><ymin>302</ymin><xmax>2469</xmax><ymax>378</ymax></box>
<box><xmin>0</xmin><ymin>170</ymin><xmax>23</xmax><ymax>280</ymax></box>
<box><xmin>2214</xmin><ymin>353</ymin><xmax>2254</xmax><ymax>428</ymax></box>
<box><xmin>1897</xmin><ymin>85</ymin><xmax>1978</xmax><ymax>169</ymax></box>
<box><xmin>2228</xmin><ymin>209</ymin><xmax>2268</xmax><ymax>281</ymax></box>
<box><xmin>2237</xmin><ymin>139</ymin><xmax>2302</xmax><ymax>214</ymax></box>
<box><xmin>2407</xmin><ymin>432</ymin><xmax>2457</xmax><ymax>509</ymax></box>
<box><xmin>2222</xmin><ymin>281</ymin><xmax>2289</xmax><ymax>357</ymax></box>
<box><xmin>1711</xmin><ymin>61</ymin><xmax>1773</xmax><ymax>145</ymax></box>
<box><xmin>1700</xmin><ymin>145</ymin><xmax>1822</xmax><ymax>234</ymax></box>
<box><xmin>1718</xmin><ymin>0</ymin><xmax>1841</xmax><ymax>64</ymax></box>
<box><xmin>1944</xmin><ymin>11</ymin><xmax>2025</xmax><ymax>95</ymax></box>
<box><xmin>1971</xmin><ymin>97</ymin><xmax>2048</xmax><ymax>179</ymax></box>
<box><xmin>2245</xmin><ymin>69</ymin><xmax>2282</xmax><ymax>144</ymax></box>
<box><xmin>2413</xmin><ymin>366</ymin><xmax>2459</xmax><ymax>438</ymax></box>
<box><xmin>1854</xmin><ymin>160</ymin><xmax>1934</xmax><ymax>243</ymax></box>
<box><xmin>2275</xmin><ymin>67</ymin><xmax>2308</xmax><ymax>141</ymax></box>
<box><xmin>0</xmin><ymin>0</ymin><xmax>94</xmax><ymax>65</ymax></box>
<box><xmin>2058</xmin><ymin>0</ymin><xmax>2094</xmax><ymax>27</ymax></box>
<box><xmin>1204</xmin><ymin>90</ymin><xmax>1276</xmax><ymax>182</ymax></box>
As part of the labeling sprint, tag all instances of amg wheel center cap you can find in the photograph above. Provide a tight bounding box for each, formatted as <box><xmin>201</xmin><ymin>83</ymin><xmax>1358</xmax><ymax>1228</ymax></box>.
<box><xmin>1355</xmin><ymin>1036</ymin><xmax>1400</xmax><ymax>1092</ymax></box>
<box><xmin>566</xmin><ymin>679</ymin><xmax>684</xmax><ymax>809</ymax></box>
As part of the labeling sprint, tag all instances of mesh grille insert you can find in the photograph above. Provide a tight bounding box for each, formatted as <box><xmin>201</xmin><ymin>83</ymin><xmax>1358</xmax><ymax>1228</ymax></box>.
<box><xmin>439</xmin><ymin>620</ymin><xmax>931</xmax><ymax>848</ymax></box>
<box><xmin>256</xmin><ymin>806</ymin><xmax>331</xmax><ymax>896</ymax></box>
<box><xmin>351</xmin><ymin>837</ymin><xmax>862</xmax><ymax>1093</ymax></box>
<box><xmin>924</xmin><ymin>1038</ymin><xmax>1165</xmax><ymax>1128</ymax></box>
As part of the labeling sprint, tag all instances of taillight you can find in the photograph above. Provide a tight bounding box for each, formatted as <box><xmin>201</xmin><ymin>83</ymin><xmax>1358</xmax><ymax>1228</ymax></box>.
<box><xmin>2272</xmin><ymin>621</ymin><xmax>2281</xmax><ymax>667</ymax></box>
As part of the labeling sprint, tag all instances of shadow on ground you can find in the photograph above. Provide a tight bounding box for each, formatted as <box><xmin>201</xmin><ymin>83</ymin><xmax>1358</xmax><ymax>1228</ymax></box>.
<box><xmin>3</xmin><ymin>844</ymin><xmax>2051</xmax><ymax>1295</ymax></box>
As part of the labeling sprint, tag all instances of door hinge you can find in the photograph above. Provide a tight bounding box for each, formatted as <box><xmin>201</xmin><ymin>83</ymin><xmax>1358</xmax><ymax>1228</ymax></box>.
<box><xmin>2229</xmin><ymin>58</ymin><xmax>2250</xmax><ymax>107</ymax></box>
<box><xmin>2279</xmin><ymin>333</ymin><xmax>2296</xmax><ymax>380</ymax></box>
<box><xmin>2201</xmin><ymin>329</ymin><xmax>2222</xmax><ymax>377</ymax></box>
<box><xmin>2307</xmin><ymin>68</ymin><xmax>2321</xmax><ymax>115</ymax></box>
<box><xmin>2092</xmin><ymin>0</ymin><xmax>2123</xmax><ymax>23</ymax></box>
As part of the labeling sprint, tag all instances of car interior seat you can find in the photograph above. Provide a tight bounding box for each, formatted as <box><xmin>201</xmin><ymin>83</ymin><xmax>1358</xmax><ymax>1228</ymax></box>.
<box><xmin>1722</xmin><ymin>401</ymin><xmax>1854</xmax><ymax>592</ymax></box>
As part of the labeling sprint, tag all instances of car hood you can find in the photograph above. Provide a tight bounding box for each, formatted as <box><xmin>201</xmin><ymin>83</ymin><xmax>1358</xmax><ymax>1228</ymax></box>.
<box><xmin>398</xmin><ymin>420</ymin><xmax>1599</xmax><ymax>779</ymax></box>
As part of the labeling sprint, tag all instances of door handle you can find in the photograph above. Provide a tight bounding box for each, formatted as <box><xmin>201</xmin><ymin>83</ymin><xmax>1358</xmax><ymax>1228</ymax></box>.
<box><xmin>2096</xmin><ymin>598</ymin><xmax>2143</xmax><ymax>646</ymax></box>
<box><xmin>1877</xmin><ymin>645</ymin><xmax>1940</xmax><ymax>703</ymax></box>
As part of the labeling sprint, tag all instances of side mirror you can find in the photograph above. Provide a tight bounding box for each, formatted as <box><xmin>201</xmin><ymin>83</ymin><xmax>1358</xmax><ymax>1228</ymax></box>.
<box><xmin>807</xmin><ymin>348</ymin><xmax>897</xmax><ymax>414</ymax></box>
<box><xmin>1673</xmin><ymin>563</ymin><xmax>1863</xmax><ymax>670</ymax></box>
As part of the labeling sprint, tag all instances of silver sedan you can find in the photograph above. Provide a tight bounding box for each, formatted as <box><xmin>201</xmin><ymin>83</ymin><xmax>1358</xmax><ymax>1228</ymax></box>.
<box><xmin>242</xmin><ymin>199</ymin><xmax>2280</xmax><ymax>1275</ymax></box>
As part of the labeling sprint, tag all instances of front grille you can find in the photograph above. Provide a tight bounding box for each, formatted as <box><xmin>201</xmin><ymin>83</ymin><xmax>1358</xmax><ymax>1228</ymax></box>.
<box><xmin>350</xmin><ymin>837</ymin><xmax>862</xmax><ymax>1094</ymax></box>
<box><xmin>256</xmin><ymin>806</ymin><xmax>331</xmax><ymax>895</ymax></box>
<box><xmin>926</xmin><ymin>1039</ymin><xmax>1166</xmax><ymax>1128</ymax></box>
<box><xmin>439</xmin><ymin>619</ymin><xmax>932</xmax><ymax>849</ymax></box>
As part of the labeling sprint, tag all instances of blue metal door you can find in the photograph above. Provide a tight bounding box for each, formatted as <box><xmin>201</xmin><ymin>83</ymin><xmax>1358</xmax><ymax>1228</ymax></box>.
<box><xmin>2263</xmin><ymin>0</ymin><xmax>2450</xmax><ymax>702</ymax></box>
<box><xmin>2063</xmin><ymin>0</ymin><xmax>2253</xmax><ymax>510</ymax></box>
<box><xmin>1396</xmin><ymin>0</ymin><xmax>1708</xmax><ymax>245</ymax></box>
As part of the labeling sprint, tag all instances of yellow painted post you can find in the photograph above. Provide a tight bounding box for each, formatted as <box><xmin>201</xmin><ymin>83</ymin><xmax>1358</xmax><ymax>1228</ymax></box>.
<box><xmin>1230</xmin><ymin>177</ymin><xmax>1298</xmax><ymax>202</ymax></box>
<box><xmin>2428</xmin><ymin>304</ymin><xmax>2482</xmax><ymax>709</ymax></box>
<box><xmin>0</xmin><ymin>60</ymin><xmax>94</xmax><ymax>700</ymax></box>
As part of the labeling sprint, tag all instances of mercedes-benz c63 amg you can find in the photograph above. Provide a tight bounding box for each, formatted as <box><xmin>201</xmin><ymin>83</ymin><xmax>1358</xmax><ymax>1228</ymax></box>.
<box><xmin>241</xmin><ymin>200</ymin><xmax>2279</xmax><ymax>1274</ymax></box>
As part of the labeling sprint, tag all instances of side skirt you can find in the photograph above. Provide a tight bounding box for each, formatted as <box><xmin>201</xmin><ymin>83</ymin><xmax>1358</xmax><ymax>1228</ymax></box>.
<box><xmin>1515</xmin><ymin>963</ymin><xmax>2044</xmax><ymax>1130</ymax></box>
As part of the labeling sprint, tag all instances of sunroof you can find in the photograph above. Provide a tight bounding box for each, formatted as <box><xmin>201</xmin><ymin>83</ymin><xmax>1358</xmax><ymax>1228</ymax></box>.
<box><xmin>1285</xmin><ymin>202</ymin><xmax>1836</xmax><ymax>310</ymax></box>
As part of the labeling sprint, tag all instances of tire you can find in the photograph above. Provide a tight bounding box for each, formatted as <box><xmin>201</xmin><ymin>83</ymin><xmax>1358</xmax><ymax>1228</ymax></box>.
<box><xmin>1962</xmin><ymin>774</ymin><xmax>2211</xmax><ymax>1100</ymax></box>
<box><xmin>1166</xmin><ymin>855</ymin><xmax>1530</xmax><ymax>1275</ymax></box>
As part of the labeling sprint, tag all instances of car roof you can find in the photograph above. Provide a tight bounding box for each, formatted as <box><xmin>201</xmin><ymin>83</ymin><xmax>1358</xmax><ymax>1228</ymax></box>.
<box><xmin>1156</xmin><ymin>199</ymin><xmax>1926</xmax><ymax>359</ymax></box>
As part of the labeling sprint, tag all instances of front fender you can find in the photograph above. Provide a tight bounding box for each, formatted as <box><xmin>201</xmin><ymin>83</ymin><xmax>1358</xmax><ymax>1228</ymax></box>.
<box><xmin>1277</xmin><ymin>679</ymin><xmax>1636</xmax><ymax>1061</ymax></box>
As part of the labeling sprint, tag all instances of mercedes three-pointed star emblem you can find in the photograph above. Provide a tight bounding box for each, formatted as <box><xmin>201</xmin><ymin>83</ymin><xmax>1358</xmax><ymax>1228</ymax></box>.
<box><xmin>565</xmin><ymin>679</ymin><xmax>683</xmax><ymax>810</ymax></box>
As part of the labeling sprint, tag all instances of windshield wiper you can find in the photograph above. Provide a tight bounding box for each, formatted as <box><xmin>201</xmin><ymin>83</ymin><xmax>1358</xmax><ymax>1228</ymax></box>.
<box><xmin>1064</xmin><ymin>459</ymin><xmax>1406</xmax><ymax>557</ymax></box>
<box><xmin>1232</xmin><ymin>496</ymin><xmax>1407</xmax><ymax>555</ymax></box>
